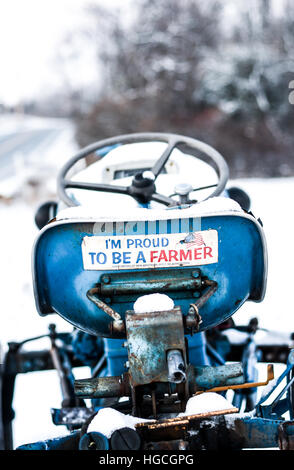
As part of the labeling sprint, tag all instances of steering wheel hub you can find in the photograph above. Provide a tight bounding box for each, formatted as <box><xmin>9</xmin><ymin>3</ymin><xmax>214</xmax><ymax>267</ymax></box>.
<box><xmin>128</xmin><ymin>172</ymin><xmax>156</xmax><ymax>204</ymax></box>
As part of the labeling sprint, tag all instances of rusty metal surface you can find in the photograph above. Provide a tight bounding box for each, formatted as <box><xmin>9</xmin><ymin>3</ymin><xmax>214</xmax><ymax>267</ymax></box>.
<box><xmin>184</xmin><ymin>280</ymin><xmax>217</xmax><ymax>334</ymax></box>
<box><xmin>137</xmin><ymin>410</ymin><xmax>282</xmax><ymax>449</ymax></box>
<box><xmin>74</xmin><ymin>373</ymin><xmax>131</xmax><ymax>398</ymax></box>
<box><xmin>136</xmin><ymin>407</ymin><xmax>238</xmax><ymax>429</ymax></box>
<box><xmin>185</xmin><ymin>303</ymin><xmax>202</xmax><ymax>333</ymax></box>
<box><xmin>98</xmin><ymin>268</ymin><xmax>203</xmax><ymax>296</ymax></box>
<box><xmin>144</xmin><ymin>440</ymin><xmax>188</xmax><ymax>450</ymax></box>
<box><xmin>278</xmin><ymin>421</ymin><xmax>294</xmax><ymax>450</ymax></box>
<box><xmin>193</xmin><ymin>363</ymin><xmax>244</xmax><ymax>391</ymax></box>
<box><xmin>136</xmin><ymin>407</ymin><xmax>238</xmax><ymax>442</ymax></box>
<box><xmin>125</xmin><ymin>307</ymin><xmax>186</xmax><ymax>386</ymax></box>
<box><xmin>193</xmin><ymin>280</ymin><xmax>218</xmax><ymax>310</ymax></box>
<box><xmin>226</xmin><ymin>415</ymin><xmax>281</xmax><ymax>449</ymax></box>
<box><xmin>86</xmin><ymin>288</ymin><xmax>122</xmax><ymax>323</ymax></box>
<box><xmin>196</xmin><ymin>363</ymin><xmax>274</xmax><ymax>394</ymax></box>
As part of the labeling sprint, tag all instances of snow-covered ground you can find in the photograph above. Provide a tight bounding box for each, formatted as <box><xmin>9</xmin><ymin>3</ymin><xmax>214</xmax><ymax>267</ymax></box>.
<box><xmin>0</xmin><ymin>114</ymin><xmax>82</xmax><ymax>447</ymax></box>
<box><xmin>0</xmin><ymin>114</ymin><xmax>77</xmax><ymax>200</ymax></box>
<box><xmin>0</xmin><ymin>116</ymin><xmax>293</xmax><ymax>448</ymax></box>
<box><xmin>231</xmin><ymin>176</ymin><xmax>294</xmax><ymax>334</ymax></box>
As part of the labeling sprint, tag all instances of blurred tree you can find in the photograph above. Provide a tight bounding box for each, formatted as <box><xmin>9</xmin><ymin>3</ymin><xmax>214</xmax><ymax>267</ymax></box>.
<box><xmin>74</xmin><ymin>0</ymin><xmax>222</xmax><ymax>145</ymax></box>
<box><xmin>193</xmin><ymin>0</ymin><xmax>294</xmax><ymax>176</ymax></box>
<box><xmin>72</xmin><ymin>0</ymin><xmax>294</xmax><ymax>177</ymax></box>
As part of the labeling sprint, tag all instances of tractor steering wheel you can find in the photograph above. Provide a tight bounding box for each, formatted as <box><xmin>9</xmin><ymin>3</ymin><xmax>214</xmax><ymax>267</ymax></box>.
<box><xmin>57</xmin><ymin>133</ymin><xmax>229</xmax><ymax>207</ymax></box>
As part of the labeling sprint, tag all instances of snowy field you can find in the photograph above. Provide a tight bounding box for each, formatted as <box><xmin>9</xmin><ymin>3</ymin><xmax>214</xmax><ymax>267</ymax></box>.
<box><xmin>0</xmin><ymin>117</ymin><xmax>293</xmax><ymax>447</ymax></box>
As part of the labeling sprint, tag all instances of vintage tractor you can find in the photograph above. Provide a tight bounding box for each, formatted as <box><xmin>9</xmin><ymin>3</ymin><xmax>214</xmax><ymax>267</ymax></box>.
<box><xmin>1</xmin><ymin>133</ymin><xmax>294</xmax><ymax>451</ymax></box>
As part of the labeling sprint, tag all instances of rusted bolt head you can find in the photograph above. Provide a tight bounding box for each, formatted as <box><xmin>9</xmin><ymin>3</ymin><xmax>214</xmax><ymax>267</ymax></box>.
<box><xmin>101</xmin><ymin>275</ymin><xmax>111</xmax><ymax>284</ymax></box>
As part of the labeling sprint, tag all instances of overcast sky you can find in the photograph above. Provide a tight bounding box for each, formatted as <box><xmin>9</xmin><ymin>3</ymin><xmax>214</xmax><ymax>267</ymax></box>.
<box><xmin>0</xmin><ymin>0</ymin><xmax>124</xmax><ymax>106</ymax></box>
<box><xmin>0</xmin><ymin>0</ymin><xmax>287</xmax><ymax>107</ymax></box>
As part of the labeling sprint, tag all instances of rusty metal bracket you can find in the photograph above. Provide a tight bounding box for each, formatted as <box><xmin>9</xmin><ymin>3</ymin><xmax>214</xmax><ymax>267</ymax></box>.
<box><xmin>135</xmin><ymin>407</ymin><xmax>238</xmax><ymax>442</ymax></box>
<box><xmin>125</xmin><ymin>307</ymin><xmax>187</xmax><ymax>387</ymax></box>
<box><xmin>194</xmin><ymin>279</ymin><xmax>218</xmax><ymax>310</ymax></box>
<box><xmin>185</xmin><ymin>304</ymin><xmax>202</xmax><ymax>334</ymax></box>
<box><xmin>185</xmin><ymin>280</ymin><xmax>217</xmax><ymax>335</ymax></box>
<box><xmin>194</xmin><ymin>364</ymin><xmax>274</xmax><ymax>395</ymax></box>
<box><xmin>86</xmin><ymin>288</ymin><xmax>125</xmax><ymax>334</ymax></box>
<box><xmin>96</xmin><ymin>268</ymin><xmax>203</xmax><ymax>298</ymax></box>
<box><xmin>87</xmin><ymin>271</ymin><xmax>217</xmax><ymax>337</ymax></box>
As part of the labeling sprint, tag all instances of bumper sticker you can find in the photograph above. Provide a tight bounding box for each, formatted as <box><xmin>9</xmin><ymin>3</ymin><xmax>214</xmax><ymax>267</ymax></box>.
<box><xmin>82</xmin><ymin>230</ymin><xmax>218</xmax><ymax>270</ymax></box>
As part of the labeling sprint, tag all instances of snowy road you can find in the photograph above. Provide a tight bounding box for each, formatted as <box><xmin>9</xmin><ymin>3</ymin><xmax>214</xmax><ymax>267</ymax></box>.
<box><xmin>0</xmin><ymin>128</ymin><xmax>63</xmax><ymax>180</ymax></box>
<box><xmin>0</xmin><ymin>115</ymin><xmax>78</xmax><ymax>199</ymax></box>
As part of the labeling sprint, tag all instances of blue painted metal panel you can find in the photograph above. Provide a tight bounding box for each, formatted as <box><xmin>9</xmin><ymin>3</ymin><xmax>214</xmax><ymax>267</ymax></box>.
<box><xmin>16</xmin><ymin>432</ymin><xmax>80</xmax><ymax>450</ymax></box>
<box><xmin>32</xmin><ymin>212</ymin><xmax>266</xmax><ymax>338</ymax></box>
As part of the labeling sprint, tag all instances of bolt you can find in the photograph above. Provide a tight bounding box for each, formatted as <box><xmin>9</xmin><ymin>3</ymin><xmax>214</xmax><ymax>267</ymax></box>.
<box><xmin>192</xmin><ymin>271</ymin><xmax>200</xmax><ymax>279</ymax></box>
<box><xmin>102</xmin><ymin>275</ymin><xmax>111</xmax><ymax>284</ymax></box>
<box><xmin>110</xmin><ymin>428</ymin><xmax>141</xmax><ymax>450</ymax></box>
<box><xmin>79</xmin><ymin>432</ymin><xmax>109</xmax><ymax>450</ymax></box>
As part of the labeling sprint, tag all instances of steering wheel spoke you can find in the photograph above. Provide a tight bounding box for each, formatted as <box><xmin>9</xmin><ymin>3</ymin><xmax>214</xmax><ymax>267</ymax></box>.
<box><xmin>151</xmin><ymin>138</ymin><xmax>178</xmax><ymax>179</ymax></box>
<box><xmin>63</xmin><ymin>180</ymin><xmax>129</xmax><ymax>194</ymax></box>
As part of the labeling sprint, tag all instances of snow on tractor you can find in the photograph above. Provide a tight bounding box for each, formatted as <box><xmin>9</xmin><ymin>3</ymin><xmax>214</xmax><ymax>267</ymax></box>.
<box><xmin>1</xmin><ymin>133</ymin><xmax>294</xmax><ymax>451</ymax></box>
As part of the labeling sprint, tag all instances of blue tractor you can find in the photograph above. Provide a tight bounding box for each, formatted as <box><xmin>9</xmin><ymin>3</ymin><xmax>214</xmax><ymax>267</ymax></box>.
<box><xmin>1</xmin><ymin>133</ymin><xmax>294</xmax><ymax>450</ymax></box>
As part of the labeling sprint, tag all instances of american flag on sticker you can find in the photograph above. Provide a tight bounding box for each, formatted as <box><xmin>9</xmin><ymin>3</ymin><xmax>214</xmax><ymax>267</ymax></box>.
<box><xmin>182</xmin><ymin>232</ymin><xmax>206</xmax><ymax>248</ymax></box>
